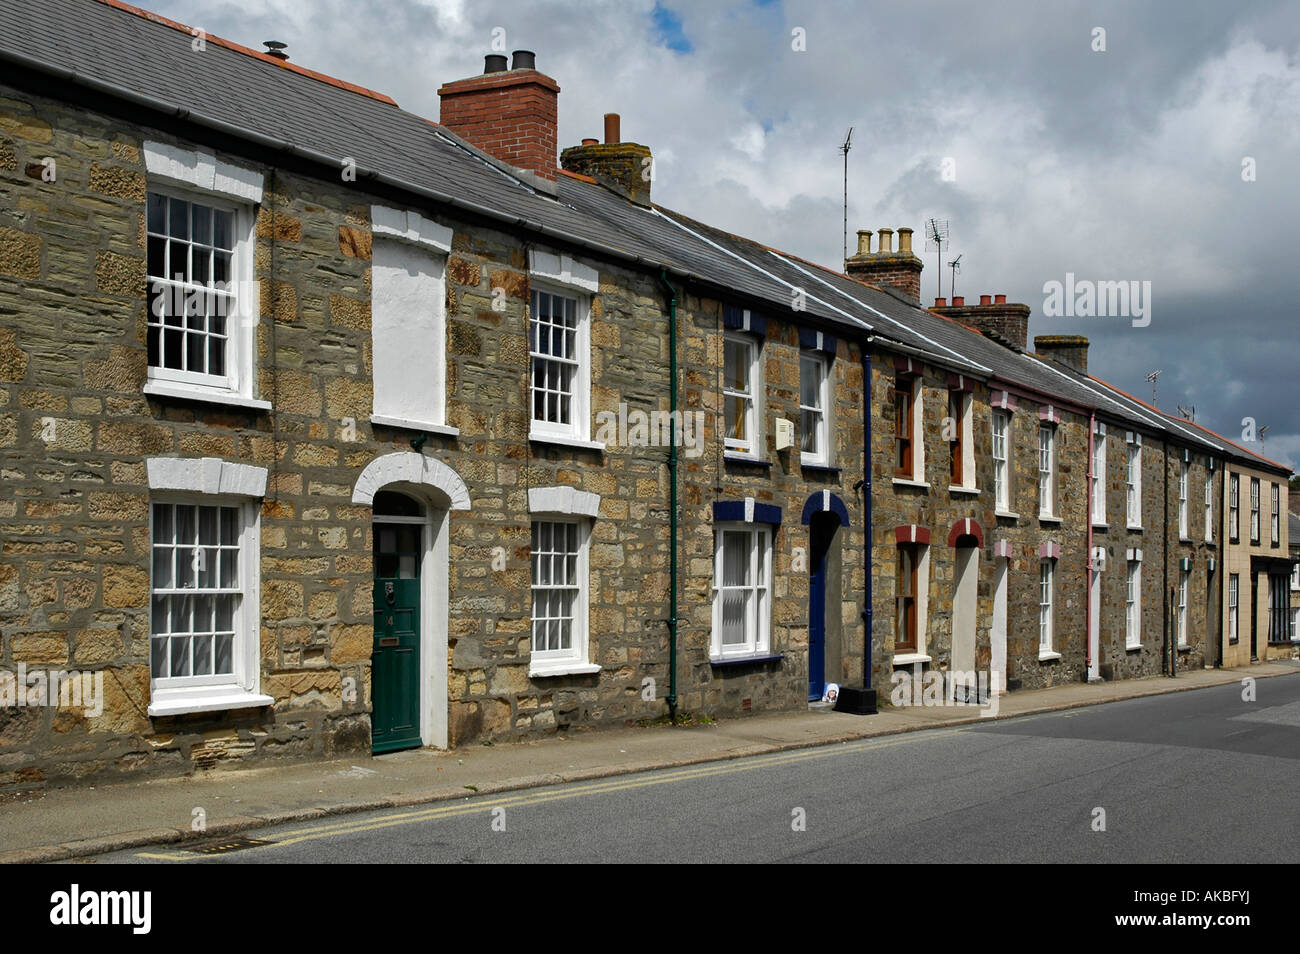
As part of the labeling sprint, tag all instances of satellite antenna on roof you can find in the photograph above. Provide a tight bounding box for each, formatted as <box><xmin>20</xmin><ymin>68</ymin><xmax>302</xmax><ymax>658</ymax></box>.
<box><xmin>840</xmin><ymin>128</ymin><xmax>853</xmax><ymax>264</ymax></box>
<box><xmin>1176</xmin><ymin>404</ymin><xmax>1195</xmax><ymax>422</ymax></box>
<box><xmin>926</xmin><ymin>218</ymin><xmax>949</xmax><ymax>299</ymax></box>
<box><xmin>1145</xmin><ymin>369</ymin><xmax>1162</xmax><ymax>406</ymax></box>
<box><xmin>948</xmin><ymin>254</ymin><xmax>963</xmax><ymax>299</ymax></box>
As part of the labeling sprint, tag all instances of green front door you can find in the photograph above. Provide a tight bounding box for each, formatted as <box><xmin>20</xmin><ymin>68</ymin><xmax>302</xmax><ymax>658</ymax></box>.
<box><xmin>372</xmin><ymin>521</ymin><xmax>422</xmax><ymax>753</ymax></box>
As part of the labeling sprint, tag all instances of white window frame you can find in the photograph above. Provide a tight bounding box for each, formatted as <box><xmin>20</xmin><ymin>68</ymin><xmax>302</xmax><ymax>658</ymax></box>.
<box><xmin>528</xmin><ymin>282</ymin><xmax>593</xmax><ymax>446</ymax></box>
<box><xmin>711</xmin><ymin>523</ymin><xmax>773</xmax><ymax>660</ymax></box>
<box><xmin>1126</xmin><ymin>433</ymin><xmax>1143</xmax><ymax>529</ymax></box>
<box><xmin>1250</xmin><ymin>477</ymin><xmax>1260</xmax><ymax>544</ymax></box>
<box><xmin>529</xmin><ymin>518</ymin><xmax>592</xmax><ymax>674</ymax></box>
<box><xmin>1177</xmin><ymin>568</ymin><xmax>1190</xmax><ymax>647</ymax></box>
<box><xmin>993</xmin><ymin>409</ymin><xmax>1010</xmax><ymax>512</ymax></box>
<box><xmin>1178</xmin><ymin>460</ymin><xmax>1189</xmax><ymax>539</ymax></box>
<box><xmin>144</xmin><ymin>457</ymin><xmax>270</xmax><ymax>716</ymax></box>
<box><xmin>1038</xmin><ymin>424</ymin><xmax>1056</xmax><ymax>519</ymax></box>
<box><xmin>723</xmin><ymin>331</ymin><xmax>762</xmax><ymax>459</ymax></box>
<box><xmin>1228</xmin><ymin>573</ymin><xmax>1239</xmax><ymax>644</ymax></box>
<box><xmin>527</xmin><ymin>486</ymin><xmax>601</xmax><ymax>677</ymax></box>
<box><xmin>799</xmin><ymin>350</ymin><xmax>831</xmax><ymax>467</ymax></box>
<box><xmin>1230</xmin><ymin>473</ymin><xmax>1240</xmax><ymax>542</ymax></box>
<box><xmin>1204</xmin><ymin>466</ymin><xmax>1214</xmax><ymax>542</ymax></box>
<box><xmin>947</xmin><ymin>390</ymin><xmax>976</xmax><ymax>491</ymax></box>
<box><xmin>143</xmin><ymin>183</ymin><xmax>262</xmax><ymax>409</ymax></box>
<box><xmin>1271</xmin><ymin>483</ymin><xmax>1281</xmax><ymax>546</ymax></box>
<box><xmin>1039</xmin><ymin>558</ymin><xmax>1055</xmax><ymax>656</ymax></box>
<box><xmin>1092</xmin><ymin>422</ymin><xmax>1107</xmax><ymax>525</ymax></box>
<box><xmin>1126</xmin><ymin>559</ymin><xmax>1142</xmax><ymax>649</ymax></box>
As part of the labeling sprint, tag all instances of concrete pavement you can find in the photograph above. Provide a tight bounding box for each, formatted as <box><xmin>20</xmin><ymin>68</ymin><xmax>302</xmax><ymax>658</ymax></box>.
<box><xmin>2</xmin><ymin>660</ymin><xmax>1295</xmax><ymax>863</ymax></box>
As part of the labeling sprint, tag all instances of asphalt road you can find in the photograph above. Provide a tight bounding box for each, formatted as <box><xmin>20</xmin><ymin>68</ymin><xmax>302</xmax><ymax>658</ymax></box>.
<box><xmin>93</xmin><ymin>675</ymin><xmax>1300</xmax><ymax>864</ymax></box>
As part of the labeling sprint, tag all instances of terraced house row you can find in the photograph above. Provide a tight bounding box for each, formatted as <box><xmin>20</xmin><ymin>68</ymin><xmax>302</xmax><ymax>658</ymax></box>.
<box><xmin>0</xmin><ymin>0</ymin><xmax>1292</xmax><ymax>788</ymax></box>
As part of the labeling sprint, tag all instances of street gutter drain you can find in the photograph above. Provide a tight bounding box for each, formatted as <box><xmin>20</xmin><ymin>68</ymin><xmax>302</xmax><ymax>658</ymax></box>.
<box><xmin>184</xmin><ymin>836</ymin><xmax>276</xmax><ymax>854</ymax></box>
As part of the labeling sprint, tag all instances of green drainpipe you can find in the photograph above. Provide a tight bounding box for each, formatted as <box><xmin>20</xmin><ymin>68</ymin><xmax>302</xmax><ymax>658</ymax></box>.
<box><xmin>659</xmin><ymin>270</ymin><xmax>679</xmax><ymax>721</ymax></box>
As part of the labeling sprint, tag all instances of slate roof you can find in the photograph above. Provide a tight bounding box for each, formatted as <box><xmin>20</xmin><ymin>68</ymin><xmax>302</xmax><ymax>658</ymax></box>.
<box><xmin>0</xmin><ymin>0</ymin><xmax>1288</xmax><ymax>476</ymax></box>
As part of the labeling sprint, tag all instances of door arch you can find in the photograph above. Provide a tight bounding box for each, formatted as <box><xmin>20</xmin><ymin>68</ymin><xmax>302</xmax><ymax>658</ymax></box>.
<box><xmin>353</xmin><ymin>453</ymin><xmax>470</xmax><ymax>751</ymax></box>
<box><xmin>802</xmin><ymin>492</ymin><xmax>849</xmax><ymax>701</ymax></box>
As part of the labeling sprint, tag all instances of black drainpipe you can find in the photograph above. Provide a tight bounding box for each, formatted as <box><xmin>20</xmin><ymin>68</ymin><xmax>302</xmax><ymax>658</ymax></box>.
<box><xmin>838</xmin><ymin>337</ymin><xmax>876</xmax><ymax>714</ymax></box>
<box><xmin>658</xmin><ymin>271</ymin><xmax>679</xmax><ymax>721</ymax></box>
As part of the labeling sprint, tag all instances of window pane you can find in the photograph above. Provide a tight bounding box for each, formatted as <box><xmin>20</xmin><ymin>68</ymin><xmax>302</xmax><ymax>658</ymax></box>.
<box><xmin>723</xmin><ymin>531</ymin><xmax>749</xmax><ymax>586</ymax></box>
<box><xmin>168</xmin><ymin>197</ymin><xmax>189</xmax><ymax>240</ymax></box>
<box><xmin>724</xmin><ymin>340</ymin><xmax>749</xmax><ymax>392</ymax></box>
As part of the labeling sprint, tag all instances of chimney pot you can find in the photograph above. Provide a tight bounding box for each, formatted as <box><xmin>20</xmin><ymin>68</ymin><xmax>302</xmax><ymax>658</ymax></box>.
<box><xmin>484</xmin><ymin>54</ymin><xmax>508</xmax><ymax>73</ymax></box>
<box><xmin>581</xmin><ymin>137</ymin><xmax>598</xmax><ymax>146</ymax></box>
<box><xmin>979</xmin><ymin>294</ymin><xmax>992</xmax><ymax>305</ymax></box>
<box><xmin>897</xmin><ymin>227</ymin><xmax>914</xmax><ymax>255</ymax></box>
<box><xmin>856</xmin><ymin>230</ymin><xmax>872</xmax><ymax>255</ymax></box>
<box><xmin>877</xmin><ymin>227</ymin><xmax>894</xmax><ymax>253</ymax></box>
<box><xmin>603</xmin><ymin>112</ymin><xmax>621</xmax><ymax>144</ymax></box>
<box><xmin>952</xmin><ymin>296</ymin><xmax>964</xmax><ymax>306</ymax></box>
<box><xmin>994</xmin><ymin>293</ymin><xmax>1007</xmax><ymax>304</ymax></box>
<box><xmin>511</xmin><ymin>49</ymin><xmax>536</xmax><ymax>71</ymax></box>
<box><xmin>934</xmin><ymin>298</ymin><xmax>947</xmax><ymax>307</ymax></box>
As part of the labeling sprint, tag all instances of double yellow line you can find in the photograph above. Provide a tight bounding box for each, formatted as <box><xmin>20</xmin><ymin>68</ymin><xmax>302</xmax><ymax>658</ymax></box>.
<box><xmin>136</xmin><ymin>729</ymin><xmax>963</xmax><ymax>860</ymax></box>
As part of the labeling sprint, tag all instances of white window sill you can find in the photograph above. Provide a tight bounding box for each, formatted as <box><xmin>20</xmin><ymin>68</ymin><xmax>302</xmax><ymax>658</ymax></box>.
<box><xmin>1177</xmin><ymin>643</ymin><xmax>1191</xmax><ymax>652</ymax></box>
<box><xmin>1039</xmin><ymin>514</ymin><xmax>1062</xmax><ymax>524</ymax></box>
<box><xmin>371</xmin><ymin>414</ymin><xmax>459</xmax><ymax>438</ymax></box>
<box><xmin>148</xmin><ymin>687</ymin><xmax>274</xmax><ymax>717</ymax></box>
<box><xmin>1179</xmin><ymin>537</ymin><xmax>1194</xmax><ymax>545</ymax></box>
<box><xmin>1038</xmin><ymin>650</ymin><xmax>1062</xmax><ymax>662</ymax></box>
<box><xmin>891</xmin><ymin>478</ymin><xmax>930</xmax><ymax>491</ymax></box>
<box><xmin>891</xmin><ymin>652</ymin><xmax>932</xmax><ymax>666</ymax></box>
<box><xmin>995</xmin><ymin>510</ymin><xmax>1020</xmax><ymax>520</ymax></box>
<box><xmin>144</xmin><ymin>381</ymin><xmax>271</xmax><ymax>412</ymax></box>
<box><xmin>948</xmin><ymin>485</ymin><xmax>980</xmax><ymax>496</ymax></box>
<box><xmin>1127</xmin><ymin>524</ymin><xmax>1144</xmax><ymax>532</ymax></box>
<box><xmin>724</xmin><ymin>452</ymin><xmax>770</xmax><ymax>466</ymax></box>
<box><xmin>529</xmin><ymin>662</ymin><xmax>602</xmax><ymax>678</ymax></box>
<box><xmin>529</xmin><ymin>431</ymin><xmax>606</xmax><ymax>453</ymax></box>
<box><xmin>1092</xmin><ymin>521</ymin><xmax>1109</xmax><ymax>529</ymax></box>
<box><xmin>1125</xmin><ymin>642</ymin><xmax>1142</xmax><ymax>652</ymax></box>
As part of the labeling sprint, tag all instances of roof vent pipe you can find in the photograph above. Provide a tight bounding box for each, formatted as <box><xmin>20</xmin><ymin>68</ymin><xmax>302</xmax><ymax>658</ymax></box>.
<box><xmin>604</xmin><ymin>112</ymin><xmax>621</xmax><ymax>144</ymax></box>
<box><xmin>484</xmin><ymin>53</ymin><xmax>508</xmax><ymax>73</ymax></box>
<box><xmin>511</xmin><ymin>49</ymin><xmax>536</xmax><ymax>70</ymax></box>
<box><xmin>263</xmin><ymin>41</ymin><xmax>289</xmax><ymax>60</ymax></box>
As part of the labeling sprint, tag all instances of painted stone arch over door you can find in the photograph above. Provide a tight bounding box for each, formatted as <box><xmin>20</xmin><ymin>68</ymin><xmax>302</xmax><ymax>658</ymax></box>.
<box><xmin>948</xmin><ymin>519</ymin><xmax>985</xmax><ymax>696</ymax></box>
<box><xmin>352</xmin><ymin>452</ymin><xmax>471</xmax><ymax>751</ymax></box>
<box><xmin>801</xmin><ymin>491</ymin><xmax>849</xmax><ymax>701</ymax></box>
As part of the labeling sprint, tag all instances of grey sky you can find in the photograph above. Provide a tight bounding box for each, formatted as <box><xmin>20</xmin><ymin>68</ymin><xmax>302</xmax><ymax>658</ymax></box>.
<box><xmin>152</xmin><ymin>0</ymin><xmax>1300</xmax><ymax>468</ymax></box>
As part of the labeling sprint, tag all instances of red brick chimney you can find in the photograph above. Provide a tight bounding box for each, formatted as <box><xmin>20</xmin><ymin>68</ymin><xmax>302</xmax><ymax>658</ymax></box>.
<box><xmin>932</xmin><ymin>293</ymin><xmax>1032</xmax><ymax>350</ymax></box>
<box><xmin>437</xmin><ymin>51</ymin><xmax>559</xmax><ymax>181</ymax></box>
<box><xmin>844</xmin><ymin>227</ymin><xmax>924</xmax><ymax>303</ymax></box>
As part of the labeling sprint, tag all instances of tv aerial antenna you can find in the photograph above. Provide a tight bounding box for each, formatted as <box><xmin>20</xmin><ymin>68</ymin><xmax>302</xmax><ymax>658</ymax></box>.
<box><xmin>948</xmin><ymin>253</ymin><xmax>963</xmax><ymax>299</ymax></box>
<box><xmin>1176</xmin><ymin>404</ymin><xmax>1195</xmax><ymax>422</ymax></box>
<box><xmin>840</xmin><ymin>127</ymin><xmax>853</xmax><ymax>264</ymax></box>
<box><xmin>1145</xmin><ymin>370</ymin><xmax>1162</xmax><ymax>406</ymax></box>
<box><xmin>1259</xmin><ymin>425</ymin><xmax>1270</xmax><ymax>448</ymax></box>
<box><xmin>926</xmin><ymin>218</ymin><xmax>949</xmax><ymax>300</ymax></box>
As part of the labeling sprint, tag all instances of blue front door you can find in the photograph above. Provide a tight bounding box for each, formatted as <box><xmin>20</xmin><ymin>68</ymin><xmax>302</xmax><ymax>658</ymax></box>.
<box><xmin>809</xmin><ymin>519</ymin><xmax>830</xmax><ymax>701</ymax></box>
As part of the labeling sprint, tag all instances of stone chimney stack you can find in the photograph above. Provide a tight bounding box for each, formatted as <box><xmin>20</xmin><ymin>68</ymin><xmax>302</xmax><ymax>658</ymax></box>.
<box><xmin>437</xmin><ymin>50</ymin><xmax>559</xmax><ymax>181</ymax></box>
<box><xmin>931</xmin><ymin>293</ymin><xmax>1032</xmax><ymax>351</ymax></box>
<box><xmin>844</xmin><ymin>226</ymin><xmax>924</xmax><ymax>303</ymax></box>
<box><xmin>560</xmin><ymin>112</ymin><xmax>653</xmax><ymax>206</ymax></box>
<box><xmin>1033</xmin><ymin>335</ymin><xmax>1090</xmax><ymax>373</ymax></box>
